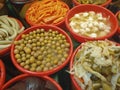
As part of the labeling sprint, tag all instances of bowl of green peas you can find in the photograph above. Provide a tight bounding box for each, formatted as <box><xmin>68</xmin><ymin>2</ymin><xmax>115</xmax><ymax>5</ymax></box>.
<box><xmin>11</xmin><ymin>25</ymin><xmax>73</xmax><ymax>75</ymax></box>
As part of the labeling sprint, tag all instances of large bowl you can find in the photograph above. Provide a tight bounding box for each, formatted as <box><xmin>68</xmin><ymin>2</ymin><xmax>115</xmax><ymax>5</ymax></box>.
<box><xmin>11</xmin><ymin>25</ymin><xmax>73</xmax><ymax>75</ymax></box>
<box><xmin>0</xmin><ymin>17</ymin><xmax>24</xmax><ymax>56</ymax></box>
<box><xmin>0</xmin><ymin>60</ymin><xmax>5</xmax><ymax>89</ymax></box>
<box><xmin>65</xmin><ymin>4</ymin><xmax>118</xmax><ymax>43</ymax></box>
<box><xmin>69</xmin><ymin>40</ymin><xmax>120</xmax><ymax>90</ymax></box>
<box><xmin>25</xmin><ymin>0</ymin><xmax>69</xmax><ymax>28</ymax></box>
<box><xmin>72</xmin><ymin>0</ymin><xmax>112</xmax><ymax>7</ymax></box>
<box><xmin>2</xmin><ymin>74</ymin><xmax>62</xmax><ymax>90</ymax></box>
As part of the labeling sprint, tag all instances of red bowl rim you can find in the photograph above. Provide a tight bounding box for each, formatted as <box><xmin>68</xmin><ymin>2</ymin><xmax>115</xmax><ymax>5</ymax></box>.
<box><xmin>65</xmin><ymin>4</ymin><xmax>118</xmax><ymax>42</ymax></box>
<box><xmin>72</xmin><ymin>0</ymin><xmax>112</xmax><ymax>7</ymax></box>
<box><xmin>0</xmin><ymin>60</ymin><xmax>6</xmax><ymax>89</ymax></box>
<box><xmin>69</xmin><ymin>40</ymin><xmax>120</xmax><ymax>90</ymax></box>
<box><xmin>0</xmin><ymin>17</ymin><xmax>24</xmax><ymax>56</ymax></box>
<box><xmin>25</xmin><ymin>0</ymin><xmax>70</xmax><ymax>27</ymax></box>
<box><xmin>11</xmin><ymin>25</ymin><xmax>73</xmax><ymax>75</ymax></box>
<box><xmin>2</xmin><ymin>74</ymin><xmax>63</xmax><ymax>90</ymax></box>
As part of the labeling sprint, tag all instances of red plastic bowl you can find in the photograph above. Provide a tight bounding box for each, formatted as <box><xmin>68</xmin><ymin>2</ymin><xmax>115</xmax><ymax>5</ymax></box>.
<box><xmin>72</xmin><ymin>0</ymin><xmax>112</xmax><ymax>7</ymax></box>
<box><xmin>69</xmin><ymin>40</ymin><xmax>119</xmax><ymax>90</ymax></box>
<box><xmin>2</xmin><ymin>74</ymin><xmax>62</xmax><ymax>90</ymax></box>
<box><xmin>115</xmin><ymin>11</ymin><xmax>120</xmax><ymax>34</ymax></box>
<box><xmin>11</xmin><ymin>25</ymin><xmax>73</xmax><ymax>75</ymax></box>
<box><xmin>0</xmin><ymin>60</ymin><xmax>5</xmax><ymax>89</ymax></box>
<box><xmin>0</xmin><ymin>17</ymin><xmax>24</xmax><ymax>56</ymax></box>
<box><xmin>25</xmin><ymin>0</ymin><xmax>69</xmax><ymax>28</ymax></box>
<box><xmin>69</xmin><ymin>44</ymin><xmax>82</xmax><ymax>90</ymax></box>
<box><xmin>65</xmin><ymin>4</ymin><xmax>118</xmax><ymax>43</ymax></box>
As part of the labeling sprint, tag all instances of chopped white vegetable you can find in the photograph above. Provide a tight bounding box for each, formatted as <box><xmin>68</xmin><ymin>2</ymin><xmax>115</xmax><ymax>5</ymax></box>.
<box><xmin>89</xmin><ymin>33</ymin><xmax>97</xmax><ymax>37</ymax></box>
<box><xmin>69</xmin><ymin>11</ymin><xmax>111</xmax><ymax>38</ymax></box>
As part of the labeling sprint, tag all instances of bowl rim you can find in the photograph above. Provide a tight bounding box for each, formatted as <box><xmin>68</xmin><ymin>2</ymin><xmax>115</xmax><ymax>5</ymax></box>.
<box><xmin>0</xmin><ymin>60</ymin><xmax>6</xmax><ymax>89</ymax></box>
<box><xmin>69</xmin><ymin>40</ymin><xmax>120</xmax><ymax>90</ymax></box>
<box><xmin>72</xmin><ymin>0</ymin><xmax>112</xmax><ymax>7</ymax></box>
<box><xmin>70</xmin><ymin>44</ymin><xmax>82</xmax><ymax>90</ymax></box>
<box><xmin>0</xmin><ymin>17</ymin><xmax>24</xmax><ymax>56</ymax></box>
<box><xmin>2</xmin><ymin>74</ymin><xmax>63</xmax><ymax>90</ymax></box>
<box><xmin>25</xmin><ymin>0</ymin><xmax>70</xmax><ymax>26</ymax></box>
<box><xmin>65</xmin><ymin>4</ymin><xmax>119</xmax><ymax>42</ymax></box>
<box><xmin>11</xmin><ymin>25</ymin><xmax>73</xmax><ymax>75</ymax></box>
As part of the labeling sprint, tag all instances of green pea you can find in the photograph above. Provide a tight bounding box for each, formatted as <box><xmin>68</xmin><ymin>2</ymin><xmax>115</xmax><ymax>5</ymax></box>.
<box><xmin>36</xmin><ymin>66</ymin><xmax>42</xmax><ymax>71</ymax></box>
<box><xmin>14</xmin><ymin>49</ymin><xmax>19</xmax><ymax>54</ymax></box>
<box><xmin>24</xmin><ymin>65</ymin><xmax>30</xmax><ymax>69</ymax></box>
<box><xmin>15</xmin><ymin>54</ymin><xmax>21</xmax><ymax>59</ymax></box>
<box><xmin>20</xmin><ymin>62</ymin><xmax>25</xmax><ymax>67</ymax></box>
<box><xmin>37</xmin><ymin>55</ymin><xmax>43</xmax><ymax>60</ymax></box>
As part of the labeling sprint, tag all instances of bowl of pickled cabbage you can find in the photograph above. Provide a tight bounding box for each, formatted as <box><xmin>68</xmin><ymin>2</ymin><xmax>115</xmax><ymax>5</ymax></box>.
<box><xmin>72</xmin><ymin>0</ymin><xmax>112</xmax><ymax>7</ymax></box>
<box><xmin>65</xmin><ymin>4</ymin><xmax>118</xmax><ymax>42</ymax></box>
<box><xmin>69</xmin><ymin>40</ymin><xmax>120</xmax><ymax>90</ymax></box>
<box><xmin>11</xmin><ymin>25</ymin><xmax>73</xmax><ymax>75</ymax></box>
<box><xmin>2</xmin><ymin>74</ymin><xmax>62</xmax><ymax>90</ymax></box>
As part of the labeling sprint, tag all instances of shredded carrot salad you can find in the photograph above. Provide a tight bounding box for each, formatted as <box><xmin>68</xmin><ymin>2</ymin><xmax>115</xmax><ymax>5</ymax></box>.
<box><xmin>25</xmin><ymin>0</ymin><xmax>69</xmax><ymax>25</ymax></box>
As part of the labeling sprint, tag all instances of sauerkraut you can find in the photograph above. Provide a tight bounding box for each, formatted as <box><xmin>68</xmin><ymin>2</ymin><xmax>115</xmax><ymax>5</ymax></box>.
<box><xmin>69</xmin><ymin>40</ymin><xmax>120</xmax><ymax>90</ymax></box>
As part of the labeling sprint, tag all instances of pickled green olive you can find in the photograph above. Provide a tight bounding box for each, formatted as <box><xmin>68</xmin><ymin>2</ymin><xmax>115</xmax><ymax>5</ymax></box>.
<box><xmin>14</xmin><ymin>28</ymin><xmax>70</xmax><ymax>72</ymax></box>
<box><xmin>77</xmin><ymin>0</ymin><xmax>107</xmax><ymax>5</ymax></box>
<box><xmin>117</xmin><ymin>13</ymin><xmax>120</xmax><ymax>26</ymax></box>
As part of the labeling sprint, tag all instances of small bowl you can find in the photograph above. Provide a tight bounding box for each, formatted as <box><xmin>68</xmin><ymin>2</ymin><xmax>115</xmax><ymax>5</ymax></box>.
<box><xmin>11</xmin><ymin>25</ymin><xmax>73</xmax><ymax>75</ymax></box>
<box><xmin>115</xmin><ymin>11</ymin><xmax>120</xmax><ymax>34</ymax></box>
<box><xmin>72</xmin><ymin>0</ymin><xmax>112</xmax><ymax>7</ymax></box>
<box><xmin>0</xmin><ymin>17</ymin><xmax>24</xmax><ymax>56</ymax></box>
<box><xmin>25</xmin><ymin>0</ymin><xmax>69</xmax><ymax>28</ymax></box>
<box><xmin>2</xmin><ymin>74</ymin><xmax>62</xmax><ymax>90</ymax></box>
<box><xmin>0</xmin><ymin>60</ymin><xmax>5</xmax><ymax>89</ymax></box>
<box><xmin>65</xmin><ymin>4</ymin><xmax>118</xmax><ymax>43</ymax></box>
<box><xmin>69</xmin><ymin>40</ymin><xmax>120</xmax><ymax>90</ymax></box>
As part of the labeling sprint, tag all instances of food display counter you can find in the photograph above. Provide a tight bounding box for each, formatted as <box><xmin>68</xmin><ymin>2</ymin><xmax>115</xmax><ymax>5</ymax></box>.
<box><xmin>0</xmin><ymin>0</ymin><xmax>120</xmax><ymax>90</ymax></box>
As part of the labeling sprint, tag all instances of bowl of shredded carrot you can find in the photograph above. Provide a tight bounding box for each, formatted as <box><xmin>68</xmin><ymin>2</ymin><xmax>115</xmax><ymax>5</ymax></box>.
<box><xmin>72</xmin><ymin>0</ymin><xmax>112</xmax><ymax>7</ymax></box>
<box><xmin>25</xmin><ymin>0</ymin><xmax>69</xmax><ymax>27</ymax></box>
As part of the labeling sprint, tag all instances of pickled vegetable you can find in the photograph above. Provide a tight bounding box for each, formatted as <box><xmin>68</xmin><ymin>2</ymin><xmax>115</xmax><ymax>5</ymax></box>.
<box><xmin>0</xmin><ymin>15</ymin><xmax>24</xmax><ymax>50</ymax></box>
<box><xmin>69</xmin><ymin>11</ymin><xmax>111</xmax><ymax>38</ymax></box>
<box><xmin>69</xmin><ymin>40</ymin><xmax>120</xmax><ymax>90</ymax></box>
<box><xmin>14</xmin><ymin>28</ymin><xmax>70</xmax><ymax>72</ymax></box>
<box><xmin>26</xmin><ymin>0</ymin><xmax>69</xmax><ymax>25</ymax></box>
<box><xmin>77</xmin><ymin>0</ymin><xmax>107</xmax><ymax>5</ymax></box>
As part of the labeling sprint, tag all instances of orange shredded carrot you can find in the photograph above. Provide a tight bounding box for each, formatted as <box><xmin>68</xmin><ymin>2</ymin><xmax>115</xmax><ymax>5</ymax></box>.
<box><xmin>26</xmin><ymin>0</ymin><xmax>69</xmax><ymax>25</ymax></box>
<box><xmin>53</xmin><ymin>16</ymin><xmax>64</xmax><ymax>24</ymax></box>
<box><xmin>43</xmin><ymin>15</ymin><xmax>58</xmax><ymax>23</ymax></box>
